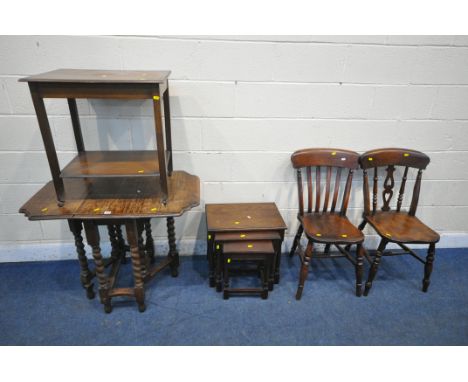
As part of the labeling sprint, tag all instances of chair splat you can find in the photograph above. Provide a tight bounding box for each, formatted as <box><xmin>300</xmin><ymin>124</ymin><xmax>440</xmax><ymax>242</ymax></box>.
<box><xmin>381</xmin><ymin>165</ymin><xmax>396</xmax><ymax>211</ymax></box>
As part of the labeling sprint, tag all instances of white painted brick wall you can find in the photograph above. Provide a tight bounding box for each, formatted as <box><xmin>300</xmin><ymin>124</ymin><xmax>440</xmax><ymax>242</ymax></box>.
<box><xmin>1</xmin><ymin>35</ymin><xmax>468</xmax><ymax>262</ymax></box>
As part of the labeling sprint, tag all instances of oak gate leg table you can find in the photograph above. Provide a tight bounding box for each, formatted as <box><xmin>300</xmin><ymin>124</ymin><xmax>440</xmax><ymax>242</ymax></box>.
<box><xmin>20</xmin><ymin>172</ymin><xmax>200</xmax><ymax>313</ymax></box>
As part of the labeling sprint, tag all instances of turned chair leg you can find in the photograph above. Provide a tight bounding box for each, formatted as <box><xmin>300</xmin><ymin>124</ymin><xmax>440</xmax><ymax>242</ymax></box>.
<box><xmin>289</xmin><ymin>224</ymin><xmax>303</xmax><ymax>257</ymax></box>
<box><xmin>364</xmin><ymin>239</ymin><xmax>388</xmax><ymax>296</ymax></box>
<box><xmin>422</xmin><ymin>243</ymin><xmax>436</xmax><ymax>292</ymax></box>
<box><xmin>355</xmin><ymin>244</ymin><xmax>364</xmax><ymax>297</ymax></box>
<box><xmin>295</xmin><ymin>241</ymin><xmax>313</xmax><ymax>300</ymax></box>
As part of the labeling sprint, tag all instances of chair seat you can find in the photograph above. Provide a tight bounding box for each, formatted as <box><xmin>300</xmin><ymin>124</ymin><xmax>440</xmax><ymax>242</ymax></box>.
<box><xmin>365</xmin><ymin>211</ymin><xmax>440</xmax><ymax>244</ymax></box>
<box><xmin>300</xmin><ymin>213</ymin><xmax>364</xmax><ymax>244</ymax></box>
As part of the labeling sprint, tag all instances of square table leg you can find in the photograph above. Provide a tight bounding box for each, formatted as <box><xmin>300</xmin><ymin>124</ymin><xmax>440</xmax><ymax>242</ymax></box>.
<box><xmin>207</xmin><ymin>232</ymin><xmax>215</xmax><ymax>287</ymax></box>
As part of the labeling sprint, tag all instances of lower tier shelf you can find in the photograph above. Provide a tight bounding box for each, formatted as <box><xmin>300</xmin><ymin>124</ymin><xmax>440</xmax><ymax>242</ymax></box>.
<box><xmin>60</xmin><ymin>150</ymin><xmax>170</xmax><ymax>178</ymax></box>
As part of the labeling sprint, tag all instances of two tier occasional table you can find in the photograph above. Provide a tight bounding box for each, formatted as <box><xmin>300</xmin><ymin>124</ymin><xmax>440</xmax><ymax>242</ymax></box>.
<box><xmin>20</xmin><ymin>69</ymin><xmax>174</xmax><ymax>205</ymax></box>
<box><xmin>205</xmin><ymin>203</ymin><xmax>287</xmax><ymax>292</ymax></box>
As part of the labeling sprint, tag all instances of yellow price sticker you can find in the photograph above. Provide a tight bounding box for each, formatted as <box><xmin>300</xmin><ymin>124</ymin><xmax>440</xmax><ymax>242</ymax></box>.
<box><xmin>137</xmin><ymin>169</ymin><xmax>145</xmax><ymax>174</ymax></box>
<box><xmin>227</xmin><ymin>258</ymin><xmax>231</xmax><ymax>263</ymax></box>
<box><xmin>403</xmin><ymin>153</ymin><xmax>410</xmax><ymax>157</ymax></box>
<box><xmin>247</xmin><ymin>244</ymin><xmax>253</xmax><ymax>248</ymax></box>
<box><xmin>208</xmin><ymin>234</ymin><xmax>211</xmax><ymax>240</ymax></box>
<box><xmin>234</xmin><ymin>221</ymin><xmax>240</xmax><ymax>225</ymax></box>
<box><xmin>368</xmin><ymin>157</ymin><xmax>373</xmax><ymax>161</ymax></box>
<box><xmin>93</xmin><ymin>207</ymin><xmax>101</xmax><ymax>212</ymax></box>
<box><xmin>315</xmin><ymin>233</ymin><xmax>322</xmax><ymax>237</ymax></box>
<box><xmin>341</xmin><ymin>234</ymin><xmax>348</xmax><ymax>238</ymax></box>
<box><xmin>150</xmin><ymin>207</ymin><xmax>158</xmax><ymax>212</ymax></box>
<box><xmin>331</xmin><ymin>151</ymin><xmax>336</xmax><ymax>156</ymax></box>
<box><xmin>240</xmin><ymin>234</ymin><xmax>246</xmax><ymax>238</ymax></box>
<box><xmin>41</xmin><ymin>207</ymin><xmax>48</xmax><ymax>213</ymax></box>
<box><xmin>385</xmin><ymin>233</ymin><xmax>392</xmax><ymax>237</ymax></box>
<box><xmin>216</xmin><ymin>244</ymin><xmax>220</xmax><ymax>250</ymax></box>
<box><xmin>153</xmin><ymin>95</ymin><xmax>160</xmax><ymax>101</ymax></box>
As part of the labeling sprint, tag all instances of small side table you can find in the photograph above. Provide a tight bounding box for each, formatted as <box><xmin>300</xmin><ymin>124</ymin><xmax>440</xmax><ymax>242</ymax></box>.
<box><xmin>222</xmin><ymin>240</ymin><xmax>276</xmax><ymax>300</ymax></box>
<box><xmin>205</xmin><ymin>203</ymin><xmax>287</xmax><ymax>290</ymax></box>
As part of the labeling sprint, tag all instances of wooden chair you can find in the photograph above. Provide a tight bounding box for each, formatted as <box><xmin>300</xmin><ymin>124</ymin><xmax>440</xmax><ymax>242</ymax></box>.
<box><xmin>289</xmin><ymin>148</ymin><xmax>365</xmax><ymax>299</ymax></box>
<box><xmin>358</xmin><ymin>148</ymin><xmax>440</xmax><ymax>296</ymax></box>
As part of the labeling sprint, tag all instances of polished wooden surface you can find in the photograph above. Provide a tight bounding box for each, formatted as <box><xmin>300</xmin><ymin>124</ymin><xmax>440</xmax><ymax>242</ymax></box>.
<box><xmin>366</xmin><ymin>211</ymin><xmax>439</xmax><ymax>244</ymax></box>
<box><xmin>20</xmin><ymin>69</ymin><xmax>171</xmax><ymax>84</ymax></box>
<box><xmin>22</xmin><ymin>69</ymin><xmax>172</xmax><ymax>204</ymax></box>
<box><xmin>206</xmin><ymin>203</ymin><xmax>286</xmax><ymax>292</ymax></box>
<box><xmin>291</xmin><ymin>148</ymin><xmax>360</xmax><ymax>169</ymax></box>
<box><xmin>299</xmin><ymin>213</ymin><xmax>364</xmax><ymax>244</ymax></box>
<box><xmin>61</xmin><ymin>150</ymin><xmax>170</xmax><ymax>178</ymax></box>
<box><xmin>360</xmin><ymin>148</ymin><xmax>430</xmax><ymax>170</ymax></box>
<box><xmin>19</xmin><ymin>171</ymin><xmax>200</xmax><ymax>220</ymax></box>
<box><xmin>357</xmin><ymin>148</ymin><xmax>439</xmax><ymax>296</ymax></box>
<box><xmin>206</xmin><ymin>203</ymin><xmax>287</xmax><ymax>232</ymax></box>
<box><xmin>289</xmin><ymin>148</ymin><xmax>364</xmax><ymax>299</ymax></box>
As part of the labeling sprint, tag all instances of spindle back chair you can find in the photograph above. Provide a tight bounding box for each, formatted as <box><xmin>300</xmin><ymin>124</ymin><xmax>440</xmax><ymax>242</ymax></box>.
<box><xmin>358</xmin><ymin>148</ymin><xmax>440</xmax><ymax>295</ymax></box>
<box><xmin>289</xmin><ymin>148</ymin><xmax>365</xmax><ymax>299</ymax></box>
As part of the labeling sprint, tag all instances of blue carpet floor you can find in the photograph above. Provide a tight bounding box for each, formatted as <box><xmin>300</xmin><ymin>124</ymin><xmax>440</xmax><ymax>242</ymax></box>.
<box><xmin>0</xmin><ymin>248</ymin><xmax>467</xmax><ymax>345</ymax></box>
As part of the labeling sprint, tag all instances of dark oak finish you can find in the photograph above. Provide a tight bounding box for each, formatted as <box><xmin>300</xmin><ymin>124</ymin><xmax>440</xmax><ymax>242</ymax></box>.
<box><xmin>357</xmin><ymin>148</ymin><xmax>440</xmax><ymax>296</ymax></box>
<box><xmin>20</xmin><ymin>171</ymin><xmax>199</xmax><ymax>220</ymax></box>
<box><xmin>20</xmin><ymin>69</ymin><xmax>173</xmax><ymax>204</ymax></box>
<box><xmin>19</xmin><ymin>171</ymin><xmax>200</xmax><ymax>313</ymax></box>
<box><xmin>289</xmin><ymin>148</ymin><xmax>365</xmax><ymax>299</ymax></box>
<box><xmin>20</xmin><ymin>69</ymin><xmax>171</xmax><ymax>83</ymax></box>
<box><xmin>221</xmin><ymin>241</ymin><xmax>275</xmax><ymax>300</ymax></box>
<box><xmin>205</xmin><ymin>203</ymin><xmax>287</xmax><ymax>290</ymax></box>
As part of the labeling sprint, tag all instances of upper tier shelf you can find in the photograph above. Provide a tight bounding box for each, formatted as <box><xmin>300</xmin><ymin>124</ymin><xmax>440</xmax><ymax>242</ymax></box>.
<box><xmin>19</xmin><ymin>69</ymin><xmax>171</xmax><ymax>84</ymax></box>
<box><xmin>61</xmin><ymin>150</ymin><xmax>170</xmax><ymax>179</ymax></box>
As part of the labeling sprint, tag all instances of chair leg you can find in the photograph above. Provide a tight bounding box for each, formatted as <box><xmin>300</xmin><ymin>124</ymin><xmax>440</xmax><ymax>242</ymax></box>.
<box><xmin>364</xmin><ymin>239</ymin><xmax>388</xmax><ymax>296</ymax></box>
<box><xmin>289</xmin><ymin>224</ymin><xmax>303</xmax><ymax>257</ymax></box>
<box><xmin>422</xmin><ymin>243</ymin><xmax>436</xmax><ymax>292</ymax></box>
<box><xmin>355</xmin><ymin>244</ymin><xmax>364</xmax><ymax>297</ymax></box>
<box><xmin>295</xmin><ymin>240</ymin><xmax>313</xmax><ymax>300</ymax></box>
